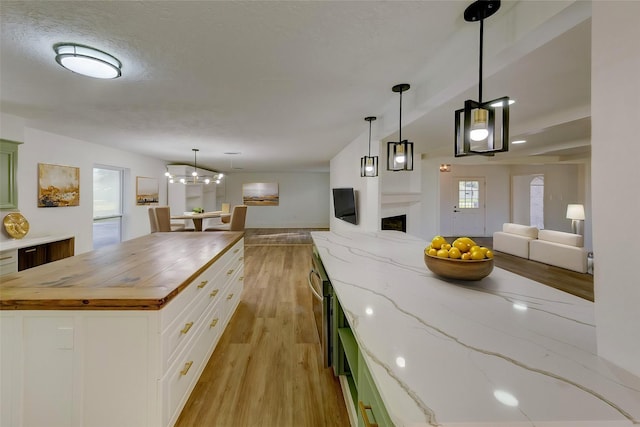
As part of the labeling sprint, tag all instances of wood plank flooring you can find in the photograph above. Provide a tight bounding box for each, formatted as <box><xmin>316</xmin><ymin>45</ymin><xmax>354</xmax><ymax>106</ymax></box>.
<box><xmin>176</xmin><ymin>229</ymin><xmax>594</xmax><ymax>427</ymax></box>
<box><xmin>175</xmin><ymin>235</ymin><xmax>349</xmax><ymax>427</ymax></box>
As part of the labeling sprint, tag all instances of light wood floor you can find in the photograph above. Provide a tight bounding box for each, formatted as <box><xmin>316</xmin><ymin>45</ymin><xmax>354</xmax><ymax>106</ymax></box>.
<box><xmin>175</xmin><ymin>236</ymin><xmax>350</xmax><ymax>427</ymax></box>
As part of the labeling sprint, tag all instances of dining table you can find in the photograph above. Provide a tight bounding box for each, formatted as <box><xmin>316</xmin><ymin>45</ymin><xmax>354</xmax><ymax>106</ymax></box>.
<box><xmin>170</xmin><ymin>211</ymin><xmax>222</xmax><ymax>231</ymax></box>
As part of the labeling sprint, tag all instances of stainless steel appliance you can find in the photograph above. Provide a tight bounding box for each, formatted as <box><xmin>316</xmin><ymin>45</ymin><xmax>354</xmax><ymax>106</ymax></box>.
<box><xmin>308</xmin><ymin>246</ymin><xmax>332</xmax><ymax>368</ymax></box>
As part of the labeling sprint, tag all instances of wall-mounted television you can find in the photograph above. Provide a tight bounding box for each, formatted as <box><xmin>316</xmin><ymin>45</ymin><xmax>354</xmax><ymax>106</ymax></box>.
<box><xmin>332</xmin><ymin>188</ymin><xmax>357</xmax><ymax>225</ymax></box>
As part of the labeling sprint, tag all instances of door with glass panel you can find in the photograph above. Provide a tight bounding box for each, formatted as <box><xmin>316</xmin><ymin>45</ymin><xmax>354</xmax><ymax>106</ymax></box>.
<box><xmin>452</xmin><ymin>177</ymin><xmax>486</xmax><ymax>237</ymax></box>
<box><xmin>93</xmin><ymin>166</ymin><xmax>123</xmax><ymax>249</ymax></box>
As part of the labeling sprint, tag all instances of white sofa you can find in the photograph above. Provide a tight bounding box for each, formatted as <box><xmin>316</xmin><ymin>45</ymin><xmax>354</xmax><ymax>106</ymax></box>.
<box><xmin>529</xmin><ymin>229</ymin><xmax>588</xmax><ymax>273</ymax></box>
<box><xmin>493</xmin><ymin>223</ymin><xmax>539</xmax><ymax>258</ymax></box>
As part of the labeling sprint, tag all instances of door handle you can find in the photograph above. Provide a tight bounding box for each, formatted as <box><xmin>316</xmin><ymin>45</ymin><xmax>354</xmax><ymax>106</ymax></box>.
<box><xmin>307</xmin><ymin>269</ymin><xmax>323</xmax><ymax>301</ymax></box>
<box><xmin>453</xmin><ymin>210</ymin><xmax>460</xmax><ymax>213</ymax></box>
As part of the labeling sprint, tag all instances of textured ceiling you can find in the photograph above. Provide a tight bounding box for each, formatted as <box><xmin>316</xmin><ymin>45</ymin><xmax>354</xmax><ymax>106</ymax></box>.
<box><xmin>0</xmin><ymin>1</ymin><xmax>591</xmax><ymax>172</ymax></box>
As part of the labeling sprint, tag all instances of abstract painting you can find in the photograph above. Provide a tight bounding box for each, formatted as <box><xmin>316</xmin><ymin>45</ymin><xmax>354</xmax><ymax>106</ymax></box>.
<box><xmin>38</xmin><ymin>163</ymin><xmax>80</xmax><ymax>207</ymax></box>
<box><xmin>242</xmin><ymin>182</ymin><xmax>279</xmax><ymax>206</ymax></box>
<box><xmin>136</xmin><ymin>176</ymin><xmax>159</xmax><ymax>205</ymax></box>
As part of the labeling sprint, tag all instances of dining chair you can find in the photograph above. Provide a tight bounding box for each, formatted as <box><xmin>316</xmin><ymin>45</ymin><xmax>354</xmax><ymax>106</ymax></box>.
<box><xmin>205</xmin><ymin>205</ymin><xmax>247</xmax><ymax>232</ymax></box>
<box><xmin>148</xmin><ymin>207</ymin><xmax>159</xmax><ymax>233</ymax></box>
<box><xmin>220</xmin><ymin>202</ymin><xmax>231</xmax><ymax>224</ymax></box>
<box><xmin>155</xmin><ymin>206</ymin><xmax>186</xmax><ymax>232</ymax></box>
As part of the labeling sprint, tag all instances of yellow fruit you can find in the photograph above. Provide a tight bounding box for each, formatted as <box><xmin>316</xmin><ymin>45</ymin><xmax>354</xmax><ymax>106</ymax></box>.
<box><xmin>431</xmin><ymin>235</ymin><xmax>447</xmax><ymax>249</ymax></box>
<box><xmin>448</xmin><ymin>247</ymin><xmax>462</xmax><ymax>259</ymax></box>
<box><xmin>460</xmin><ymin>237</ymin><xmax>477</xmax><ymax>247</ymax></box>
<box><xmin>461</xmin><ymin>252</ymin><xmax>472</xmax><ymax>260</ymax></box>
<box><xmin>452</xmin><ymin>239</ymin><xmax>471</xmax><ymax>253</ymax></box>
<box><xmin>478</xmin><ymin>246</ymin><xmax>489</xmax><ymax>256</ymax></box>
<box><xmin>424</xmin><ymin>245</ymin><xmax>432</xmax><ymax>254</ymax></box>
<box><xmin>470</xmin><ymin>245</ymin><xmax>481</xmax><ymax>253</ymax></box>
<box><xmin>470</xmin><ymin>250</ymin><xmax>485</xmax><ymax>260</ymax></box>
<box><xmin>436</xmin><ymin>248</ymin><xmax>449</xmax><ymax>258</ymax></box>
<box><xmin>428</xmin><ymin>248</ymin><xmax>438</xmax><ymax>257</ymax></box>
<box><xmin>442</xmin><ymin>243</ymin><xmax>452</xmax><ymax>250</ymax></box>
<box><xmin>485</xmin><ymin>250</ymin><xmax>494</xmax><ymax>259</ymax></box>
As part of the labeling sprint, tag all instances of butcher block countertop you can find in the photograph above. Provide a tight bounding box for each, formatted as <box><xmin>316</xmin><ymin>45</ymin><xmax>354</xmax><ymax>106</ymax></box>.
<box><xmin>0</xmin><ymin>232</ymin><xmax>244</xmax><ymax>310</ymax></box>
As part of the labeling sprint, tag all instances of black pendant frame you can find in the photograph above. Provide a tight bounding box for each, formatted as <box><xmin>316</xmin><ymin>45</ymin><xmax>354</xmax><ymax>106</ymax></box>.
<box><xmin>361</xmin><ymin>116</ymin><xmax>379</xmax><ymax>177</ymax></box>
<box><xmin>455</xmin><ymin>96</ymin><xmax>510</xmax><ymax>157</ymax></box>
<box><xmin>387</xmin><ymin>140</ymin><xmax>414</xmax><ymax>171</ymax></box>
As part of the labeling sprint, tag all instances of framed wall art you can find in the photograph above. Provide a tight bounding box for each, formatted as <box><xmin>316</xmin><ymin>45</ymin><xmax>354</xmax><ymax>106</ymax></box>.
<box><xmin>136</xmin><ymin>176</ymin><xmax>159</xmax><ymax>205</ymax></box>
<box><xmin>38</xmin><ymin>163</ymin><xmax>80</xmax><ymax>207</ymax></box>
<box><xmin>242</xmin><ymin>182</ymin><xmax>279</xmax><ymax>206</ymax></box>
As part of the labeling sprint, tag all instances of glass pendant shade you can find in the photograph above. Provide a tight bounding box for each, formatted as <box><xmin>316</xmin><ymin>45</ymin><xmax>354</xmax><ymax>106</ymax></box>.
<box><xmin>455</xmin><ymin>97</ymin><xmax>509</xmax><ymax>156</ymax></box>
<box><xmin>360</xmin><ymin>155</ymin><xmax>378</xmax><ymax>177</ymax></box>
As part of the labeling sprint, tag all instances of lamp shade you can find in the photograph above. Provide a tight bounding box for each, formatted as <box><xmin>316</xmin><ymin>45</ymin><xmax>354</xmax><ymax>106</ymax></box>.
<box><xmin>566</xmin><ymin>204</ymin><xmax>585</xmax><ymax>220</ymax></box>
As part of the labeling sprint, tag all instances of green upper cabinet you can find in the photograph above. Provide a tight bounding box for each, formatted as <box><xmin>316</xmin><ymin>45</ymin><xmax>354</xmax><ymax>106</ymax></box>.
<box><xmin>0</xmin><ymin>139</ymin><xmax>22</xmax><ymax>210</ymax></box>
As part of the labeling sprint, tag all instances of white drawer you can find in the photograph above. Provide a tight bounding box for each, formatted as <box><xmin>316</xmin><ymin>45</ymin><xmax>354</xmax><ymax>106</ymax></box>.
<box><xmin>0</xmin><ymin>250</ymin><xmax>17</xmax><ymax>266</ymax></box>
<box><xmin>162</xmin><ymin>305</ymin><xmax>224</xmax><ymax>427</ymax></box>
<box><xmin>220</xmin><ymin>269</ymin><xmax>244</xmax><ymax>325</ymax></box>
<box><xmin>0</xmin><ymin>261</ymin><xmax>17</xmax><ymax>276</ymax></box>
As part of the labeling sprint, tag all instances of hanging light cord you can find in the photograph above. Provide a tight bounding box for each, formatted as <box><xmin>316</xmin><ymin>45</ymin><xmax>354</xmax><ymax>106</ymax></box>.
<box><xmin>399</xmin><ymin>89</ymin><xmax>403</xmax><ymax>143</ymax></box>
<box><xmin>478</xmin><ymin>18</ymin><xmax>484</xmax><ymax>103</ymax></box>
<box><xmin>368</xmin><ymin>119</ymin><xmax>372</xmax><ymax>156</ymax></box>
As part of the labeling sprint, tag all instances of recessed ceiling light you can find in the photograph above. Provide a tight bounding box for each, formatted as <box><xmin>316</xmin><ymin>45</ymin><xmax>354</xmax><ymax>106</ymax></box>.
<box><xmin>490</xmin><ymin>99</ymin><xmax>516</xmax><ymax>108</ymax></box>
<box><xmin>512</xmin><ymin>140</ymin><xmax>527</xmax><ymax>144</ymax></box>
<box><xmin>395</xmin><ymin>356</ymin><xmax>406</xmax><ymax>368</ymax></box>
<box><xmin>54</xmin><ymin>43</ymin><xmax>122</xmax><ymax>79</ymax></box>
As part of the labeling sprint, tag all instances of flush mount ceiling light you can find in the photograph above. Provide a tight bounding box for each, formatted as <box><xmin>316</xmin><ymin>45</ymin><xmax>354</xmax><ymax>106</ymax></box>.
<box><xmin>165</xmin><ymin>148</ymin><xmax>223</xmax><ymax>185</ymax></box>
<box><xmin>54</xmin><ymin>43</ymin><xmax>122</xmax><ymax>79</ymax></box>
<box><xmin>455</xmin><ymin>0</ymin><xmax>510</xmax><ymax>157</ymax></box>
<box><xmin>387</xmin><ymin>84</ymin><xmax>414</xmax><ymax>171</ymax></box>
<box><xmin>361</xmin><ymin>116</ymin><xmax>378</xmax><ymax>177</ymax></box>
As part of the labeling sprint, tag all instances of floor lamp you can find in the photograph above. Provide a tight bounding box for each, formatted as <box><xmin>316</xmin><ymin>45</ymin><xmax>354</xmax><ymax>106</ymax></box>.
<box><xmin>566</xmin><ymin>204</ymin><xmax>585</xmax><ymax>235</ymax></box>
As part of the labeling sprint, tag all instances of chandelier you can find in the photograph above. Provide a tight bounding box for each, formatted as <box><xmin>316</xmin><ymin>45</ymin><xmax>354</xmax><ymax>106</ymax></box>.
<box><xmin>165</xmin><ymin>149</ymin><xmax>224</xmax><ymax>185</ymax></box>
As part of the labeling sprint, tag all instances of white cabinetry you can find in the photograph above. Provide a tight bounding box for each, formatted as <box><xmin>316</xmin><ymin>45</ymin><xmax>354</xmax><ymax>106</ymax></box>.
<box><xmin>0</xmin><ymin>238</ymin><xmax>244</xmax><ymax>427</ymax></box>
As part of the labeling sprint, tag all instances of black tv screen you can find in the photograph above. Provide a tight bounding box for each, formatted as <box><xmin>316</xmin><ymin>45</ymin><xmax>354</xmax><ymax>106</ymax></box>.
<box><xmin>332</xmin><ymin>188</ymin><xmax>357</xmax><ymax>225</ymax></box>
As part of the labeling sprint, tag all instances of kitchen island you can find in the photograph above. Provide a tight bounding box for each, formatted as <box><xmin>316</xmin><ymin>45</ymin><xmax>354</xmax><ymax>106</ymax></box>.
<box><xmin>0</xmin><ymin>232</ymin><xmax>244</xmax><ymax>427</ymax></box>
<box><xmin>312</xmin><ymin>230</ymin><xmax>640</xmax><ymax>427</ymax></box>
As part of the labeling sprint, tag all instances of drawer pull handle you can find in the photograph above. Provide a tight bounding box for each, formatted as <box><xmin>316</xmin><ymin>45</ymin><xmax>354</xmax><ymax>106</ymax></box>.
<box><xmin>239</xmin><ymin>276</ymin><xmax>244</xmax><ymax>281</ymax></box>
<box><xmin>226</xmin><ymin>293</ymin><xmax>234</xmax><ymax>300</ymax></box>
<box><xmin>227</xmin><ymin>269</ymin><xmax>234</xmax><ymax>275</ymax></box>
<box><xmin>210</xmin><ymin>289</ymin><xmax>219</xmax><ymax>297</ymax></box>
<box><xmin>210</xmin><ymin>318</ymin><xmax>219</xmax><ymax>328</ymax></box>
<box><xmin>24</xmin><ymin>248</ymin><xmax>37</xmax><ymax>253</ymax></box>
<box><xmin>239</xmin><ymin>256</ymin><xmax>244</xmax><ymax>261</ymax></box>
<box><xmin>197</xmin><ymin>280</ymin><xmax>208</xmax><ymax>289</ymax></box>
<box><xmin>180</xmin><ymin>322</ymin><xmax>194</xmax><ymax>334</ymax></box>
<box><xmin>233</xmin><ymin>249</ymin><xmax>239</xmax><ymax>253</ymax></box>
<box><xmin>358</xmin><ymin>401</ymin><xmax>378</xmax><ymax>427</ymax></box>
<box><xmin>0</xmin><ymin>256</ymin><xmax>14</xmax><ymax>261</ymax></box>
<box><xmin>180</xmin><ymin>361</ymin><xmax>194</xmax><ymax>376</ymax></box>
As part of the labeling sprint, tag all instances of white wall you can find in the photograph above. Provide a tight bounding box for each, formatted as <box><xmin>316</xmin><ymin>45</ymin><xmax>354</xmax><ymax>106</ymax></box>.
<box><xmin>437</xmin><ymin>164</ymin><xmax>511</xmax><ymax>237</ymax></box>
<box><xmin>330</xmin><ymin>130</ymin><xmax>380</xmax><ymax>233</ymax></box>
<box><xmin>0</xmin><ymin>113</ymin><xmax>167</xmax><ymax>254</ymax></box>
<box><xmin>223</xmin><ymin>172</ymin><xmax>329</xmax><ymax>228</ymax></box>
<box><xmin>592</xmin><ymin>1</ymin><xmax>640</xmax><ymax>377</ymax></box>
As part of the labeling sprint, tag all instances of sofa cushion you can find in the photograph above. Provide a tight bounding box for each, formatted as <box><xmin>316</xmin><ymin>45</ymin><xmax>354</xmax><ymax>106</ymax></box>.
<box><xmin>493</xmin><ymin>231</ymin><xmax>533</xmax><ymax>259</ymax></box>
<box><xmin>502</xmin><ymin>223</ymin><xmax>539</xmax><ymax>239</ymax></box>
<box><xmin>529</xmin><ymin>239</ymin><xmax>588</xmax><ymax>273</ymax></box>
<box><xmin>538</xmin><ymin>229</ymin><xmax>583</xmax><ymax>248</ymax></box>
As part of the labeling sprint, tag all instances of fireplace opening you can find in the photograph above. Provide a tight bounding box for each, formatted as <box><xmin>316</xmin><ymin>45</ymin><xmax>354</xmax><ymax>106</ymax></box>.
<box><xmin>381</xmin><ymin>214</ymin><xmax>406</xmax><ymax>233</ymax></box>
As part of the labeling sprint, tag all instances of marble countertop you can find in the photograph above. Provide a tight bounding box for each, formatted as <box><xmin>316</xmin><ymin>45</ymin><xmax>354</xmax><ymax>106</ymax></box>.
<box><xmin>311</xmin><ymin>230</ymin><xmax>640</xmax><ymax>427</ymax></box>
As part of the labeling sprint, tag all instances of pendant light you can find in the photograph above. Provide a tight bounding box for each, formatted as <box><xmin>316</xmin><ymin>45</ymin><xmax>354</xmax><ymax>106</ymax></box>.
<box><xmin>164</xmin><ymin>148</ymin><xmax>223</xmax><ymax>185</ymax></box>
<box><xmin>454</xmin><ymin>0</ymin><xmax>510</xmax><ymax>157</ymax></box>
<box><xmin>387</xmin><ymin>84</ymin><xmax>413</xmax><ymax>171</ymax></box>
<box><xmin>360</xmin><ymin>116</ymin><xmax>378</xmax><ymax>177</ymax></box>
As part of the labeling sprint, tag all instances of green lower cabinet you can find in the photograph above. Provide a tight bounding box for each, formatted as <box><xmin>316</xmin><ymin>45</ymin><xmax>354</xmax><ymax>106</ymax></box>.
<box><xmin>333</xmin><ymin>297</ymin><xmax>393</xmax><ymax>426</ymax></box>
<box><xmin>357</xmin><ymin>351</ymin><xmax>393</xmax><ymax>427</ymax></box>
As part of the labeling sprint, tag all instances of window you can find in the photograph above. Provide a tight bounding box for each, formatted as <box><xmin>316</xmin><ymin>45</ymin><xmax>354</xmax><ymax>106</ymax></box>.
<box><xmin>530</xmin><ymin>175</ymin><xmax>544</xmax><ymax>229</ymax></box>
<box><xmin>458</xmin><ymin>180</ymin><xmax>480</xmax><ymax>208</ymax></box>
<box><xmin>93</xmin><ymin>166</ymin><xmax>123</xmax><ymax>249</ymax></box>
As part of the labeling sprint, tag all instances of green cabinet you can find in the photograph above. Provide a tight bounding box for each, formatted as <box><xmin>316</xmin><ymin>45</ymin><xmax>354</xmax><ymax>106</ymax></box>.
<box><xmin>333</xmin><ymin>295</ymin><xmax>393</xmax><ymax>427</ymax></box>
<box><xmin>0</xmin><ymin>139</ymin><xmax>21</xmax><ymax>210</ymax></box>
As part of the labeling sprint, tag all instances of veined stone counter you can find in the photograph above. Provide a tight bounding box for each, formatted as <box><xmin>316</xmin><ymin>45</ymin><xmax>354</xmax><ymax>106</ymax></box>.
<box><xmin>311</xmin><ymin>230</ymin><xmax>640</xmax><ymax>427</ymax></box>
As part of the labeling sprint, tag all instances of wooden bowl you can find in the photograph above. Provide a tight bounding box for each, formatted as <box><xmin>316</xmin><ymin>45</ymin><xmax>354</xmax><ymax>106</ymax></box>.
<box><xmin>424</xmin><ymin>253</ymin><xmax>494</xmax><ymax>281</ymax></box>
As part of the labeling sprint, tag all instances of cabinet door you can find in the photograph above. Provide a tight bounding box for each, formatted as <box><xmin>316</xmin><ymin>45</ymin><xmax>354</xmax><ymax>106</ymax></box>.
<box><xmin>0</xmin><ymin>139</ymin><xmax>21</xmax><ymax>210</ymax></box>
<box><xmin>18</xmin><ymin>245</ymin><xmax>47</xmax><ymax>271</ymax></box>
<box><xmin>0</xmin><ymin>314</ymin><xmax>18</xmax><ymax>427</ymax></box>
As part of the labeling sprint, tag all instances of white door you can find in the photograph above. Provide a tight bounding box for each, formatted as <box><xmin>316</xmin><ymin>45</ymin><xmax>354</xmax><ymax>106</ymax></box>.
<box><xmin>452</xmin><ymin>177</ymin><xmax>486</xmax><ymax>237</ymax></box>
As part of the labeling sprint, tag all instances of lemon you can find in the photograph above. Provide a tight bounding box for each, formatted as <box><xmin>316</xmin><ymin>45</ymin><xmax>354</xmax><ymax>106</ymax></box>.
<box><xmin>442</xmin><ymin>243</ymin><xmax>452</xmax><ymax>250</ymax></box>
<box><xmin>470</xmin><ymin>250</ymin><xmax>485</xmax><ymax>260</ymax></box>
<box><xmin>485</xmin><ymin>250</ymin><xmax>494</xmax><ymax>259</ymax></box>
<box><xmin>448</xmin><ymin>247</ymin><xmax>462</xmax><ymax>259</ymax></box>
<box><xmin>461</xmin><ymin>252</ymin><xmax>472</xmax><ymax>260</ymax></box>
<box><xmin>428</xmin><ymin>248</ymin><xmax>438</xmax><ymax>257</ymax></box>
<box><xmin>436</xmin><ymin>248</ymin><xmax>449</xmax><ymax>258</ymax></box>
<box><xmin>460</xmin><ymin>237</ymin><xmax>477</xmax><ymax>247</ymax></box>
<box><xmin>452</xmin><ymin>239</ymin><xmax>471</xmax><ymax>253</ymax></box>
<box><xmin>431</xmin><ymin>235</ymin><xmax>447</xmax><ymax>250</ymax></box>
